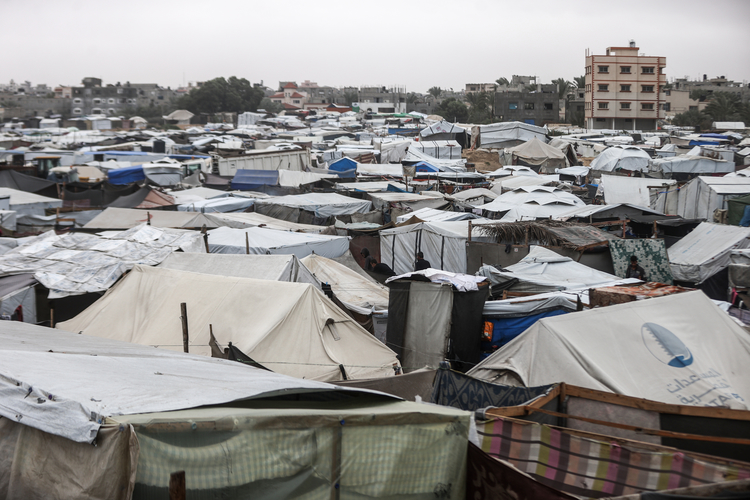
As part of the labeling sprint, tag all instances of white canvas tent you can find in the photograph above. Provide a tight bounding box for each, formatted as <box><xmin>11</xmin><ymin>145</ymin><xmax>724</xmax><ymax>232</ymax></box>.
<box><xmin>477</xmin><ymin>185</ymin><xmax>584</xmax><ymax>219</ymax></box>
<box><xmin>254</xmin><ymin>193</ymin><xmax>372</xmax><ymax>218</ymax></box>
<box><xmin>668</xmin><ymin>222</ymin><xmax>750</xmax><ymax>284</ymax></box>
<box><xmin>380</xmin><ymin>220</ymin><xmax>493</xmax><ymax>274</ymax></box>
<box><xmin>650</xmin><ymin>155</ymin><xmax>734</xmax><ymax>176</ymax></box>
<box><xmin>0</xmin><ymin>187</ymin><xmax>62</xmax><ymax>216</ymax></box>
<box><xmin>159</xmin><ymin>253</ymin><xmax>320</xmax><ymax>287</ymax></box>
<box><xmin>471</xmin><ymin>121</ymin><xmax>548</xmax><ymax>149</ymax></box>
<box><xmin>204</xmin><ymin>212</ymin><xmax>326</xmax><ymax>233</ymax></box>
<box><xmin>505</xmin><ymin>137</ymin><xmax>568</xmax><ymax>173</ymax></box>
<box><xmin>590</xmin><ymin>146</ymin><xmax>651</xmax><ymax>172</ymax></box>
<box><xmin>597</xmin><ymin>175</ymin><xmax>677</xmax><ymax>211</ymax></box>
<box><xmin>368</xmin><ymin>191</ymin><xmax>447</xmax><ymax>211</ymax></box>
<box><xmin>468</xmin><ymin>291</ymin><xmax>750</xmax><ymax>409</ymax></box>
<box><xmin>409</xmin><ymin>140</ymin><xmax>463</xmax><ymax>160</ymax></box>
<box><xmin>395</xmin><ymin>207</ymin><xmax>483</xmax><ymax>224</ymax></box>
<box><xmin>58</xmin><ymin>265</ymin><xmax>400</xmax><ymax>381</ymax></box>
<box><xmin>418</xmin><ymin>120</ymin><xmax>466</xmax><ymax>141</ymax></box>
<box><xmin>84</xmin><ymin>207</ymin><xmax>217</xmax><ymax>229</ymax></box>
<box><xmin>675</xmin><ymin>176</ymin><xmax>750</xmax><ymax>219</ymax></box>
<box><xmin>207</xmin><ymin>226</ymin><xmax>349</xmax><ymax>258</ymax></box>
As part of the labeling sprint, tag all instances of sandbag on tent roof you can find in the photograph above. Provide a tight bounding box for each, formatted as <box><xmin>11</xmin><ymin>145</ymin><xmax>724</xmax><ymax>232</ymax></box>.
<box><xmin>468</xmin><ymin>291</ymin><xmax>750</xmax><ymax>409</ymax></box>
<box><xmin>207</xmin><ymin>226</ymin><xmax>349</xmax><ymax>258</ymax></box>
<box><xmin>505</xmin><ymin>137</ymin><xmax>567</xmax><ymax>173</ymax></box>
<box><xmin>301</xmin><ymin>253</ymin><xmax>389</xmax><ymax>315</ymax></box>
<box><xmin>477</xmin><ymin>246</ymin><xmax>636</xmax><ymax>293</ymax></box>
<box><xmin>84</xmin><ymin>207</ymin><xmax>217</xmax><ymax>229</ymax></box>
<box><xmin>668</xmin><ymin>222</ymin><xmax>750</xmax><ymax>284</ymax></box>
<box><xmin>590</xmin><ymin>146</ymin><xmax>651</xmax><ymax>172</ymax></box>
<box><xmin>254</xmin><ymin>192</ymin><xmax>372</xmax><ymax>218</ymax></box>
<box><xmin>59</xmin><ymin>265</ymin><xmax>400</xmax><ymax>381</ymax></box>
<box><xmin>159</xmin><ymin>253</ymin><xmax>320</xmax><ymax>287</ymax></box>
<box><xmin>472</xmin><ymin>121</ymin><xmax>548</xmax><ymax>149</ymax></box>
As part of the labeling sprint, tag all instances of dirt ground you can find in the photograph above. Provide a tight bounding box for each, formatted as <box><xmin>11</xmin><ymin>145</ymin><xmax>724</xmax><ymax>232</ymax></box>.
<box><xmin>464</xmin><ymin>148</ymin><xmax>503</xmax><ymax>172</ymax></box>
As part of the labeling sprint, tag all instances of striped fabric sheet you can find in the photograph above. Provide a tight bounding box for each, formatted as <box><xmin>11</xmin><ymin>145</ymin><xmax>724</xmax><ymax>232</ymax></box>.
<box><xmin>476</xmin><ymin>417</ymin><xmax>750</xmax><ymax>498</ymax></box>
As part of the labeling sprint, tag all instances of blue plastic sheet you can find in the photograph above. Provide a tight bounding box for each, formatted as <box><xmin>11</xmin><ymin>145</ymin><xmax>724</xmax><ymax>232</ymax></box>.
<box><xmin>107</xmin><ymin>165</ymin><xmax>145</xmax><ymax>185</ymax></box>
<box><xmin>482</xmin><ymin>309</ymin><xmax>568</xmax><ymax>358</ymax></box>
<box><xmin>231</xmin><ymin>170</ymin><xmax>278</xmax><ymax>190</ymax></box>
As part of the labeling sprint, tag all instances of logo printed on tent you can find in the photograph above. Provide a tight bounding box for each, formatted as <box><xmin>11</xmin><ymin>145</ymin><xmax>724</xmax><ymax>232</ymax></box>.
<box><xmin>641</xmin><ymin>322</ymin><xmax>694</xmax><ymax>367</ymax></box>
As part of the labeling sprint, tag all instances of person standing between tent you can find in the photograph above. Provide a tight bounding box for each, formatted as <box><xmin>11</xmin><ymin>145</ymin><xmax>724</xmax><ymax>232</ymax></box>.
<box><xmin>626</xmin><ymin>255</ymin><xmax>647</xmax><ymax>281</ymax></box>
<box><xmin>360</xmin><ymin>248</ymin><xmax>376</xmax><ymax>271</ymax></box>
<box><xmin>414</xmin><ymin>251</ymin><xmax>432</xmax><ymax>271</ymax></box>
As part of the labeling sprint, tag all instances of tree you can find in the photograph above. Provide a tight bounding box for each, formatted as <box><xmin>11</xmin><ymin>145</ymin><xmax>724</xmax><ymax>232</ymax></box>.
<box><xmin>178</xmin><ymin>76</ymin><xmax>264</xmax><ymax>114</ymax></box>
<box><xmin>495</xmin><ymin>77</ymin><xmax>509</xmax><ymax>86</ymax></box>
<box><xmin>690</xmin><ymin>89</ymin><xmax>711</xmax><ymax>102</ymax></box>
<box><xmin>466</xmin><ymin>91</ymin><xmax>493</xmax><ymax>124</ymax></box>
<box><xmin>552</xmin><ymin>78</ymin><xmax>571</xmax><ymax>100</ymax></box>
<box><xmin>436</xmin><ymin>98</ymin><xmax>468</xmax><ymax>122</ymax></box>
<box><xmin>703</xmin><ymin>92</ymin><xmax>741</xmax><ymax>122</ymax></box>
<box><xmin>343</xmin><ymin>91</ymin><xmax>359</xmax><ymax>106</ymax></box>
<box><xmin>573</xmin><ymin>76</ymin><xmax>585</xmax><ymax>89</ymax></box>
<box><xmin>428</xmin><ymin>86</ymin><xmax>442</xmax><ymax>98</ymax></box>
<box><xmin>406</xmin><ymin>92</ymin><xmax>419</xmax><ymax>104</ymax></box>
<box><xmin>258</xmin><ymin>97</ymin><xmax>282</xmax><ymax>114</ymax></box>
<box><xmin>672</xmin><ymin>109</ymin><xmax>712</xmax><ymax>130</ymax></box>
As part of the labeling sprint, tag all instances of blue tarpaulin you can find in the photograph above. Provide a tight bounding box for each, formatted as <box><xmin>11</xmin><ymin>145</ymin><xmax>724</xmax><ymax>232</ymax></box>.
<box><xmin>414</xmin><ymin>161</ymin><xmax>440</xmax><ymax>173</ymax></box>
<box><xmin>482</xmin><ymin>309</ymin><xmax>568</xmax><ymax>358</ymax></box>
<box><xmin>107</xmin><ymin>165</ymin><xmax>145</xmax><ymax>185</ymax></box>
<box><xmin>231</xmin><ymin>170</ymin><xmax>278</xmax><ymax>190</ymax></box>
<box><xmin>329</xmin><ymin>157</ymin><xmax>357</xmax><ymax>172</ymax></box>
<box><xmin>699</xmin><ymin>133</ymin><xmax>729</xmax><ymax>140</ymax></box>
<box><xmin>688</xmin><ymin>140</ymin><xmax>722</xmax><ymax>146</ymax></box>
<box><xmin>386</xmin><ymin>183</ymin><xmax>408</xmax><ymax>193</ymax></box>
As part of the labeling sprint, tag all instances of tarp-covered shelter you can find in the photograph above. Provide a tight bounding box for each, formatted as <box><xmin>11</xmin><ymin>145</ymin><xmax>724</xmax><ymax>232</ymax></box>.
<box><xmin>676</xmin><ymin>176</ymin><xmax>750</xmax><ymax>220</ymax></box>
<box><xmin>207</xmin><ymin>226</ymin><xmax>349</xmax><ymax>258</ymax></box>
<box><xmin>1</xmin><ymin>321</ymin><xmax>468</xmax><ymax>499</ymax></box>
<box><xmin>204</xmin><ymin>211</ymin><xmax>327</xmax><ymax>233</ymax></box>
<box><xmin>395</xmin><ymin>207</ymin><xmax>482</xmax><ymax>224</ymax></box>
<box><xmin>547</xmin><ymin>137</ymin><xmax>579</xmax><ymax>167</ymax></box>
<box><xmin>380</xmin><ymin>220</ymin><xmax>493</xmax><ymax>274</ymax></box>
<box><xmin>409</xmin><ymin>140</ymin><xmax>463</xmax><ymax>160</ymax></box>
<box><xmin>84</xmin><ymin>207</ymin><xmax>217</xmax><ymax>229</ymax></box>
<box><xmin>477</xmin><ymin>185</ymin><xmax>585</xmax><ymax>220</ymax></box>
<box><xmin>159</xmin><ymin>253</ymin><xmax>320</xmax><ymax>287</ymax></box>
<box><xmin>177</xmin><ymin>194</ymin><xmax>257</xmax><ymax>213</ymax></box>
<box><xmin>254</xmin><ymin>193</ymin><xmax>372</xmax><ymax>223</ymax></box>
<box><xmin>650</xmin><ymin>155</ymin><xmax>734</xmax><ymax>178</ymax></box>
<box><xmin>590</xmin><ymin>146</ymin><xmax>651</xmax><ymax>172</ymax></box>
<box><xmin>368</xmin><ymin>191</ymin><xmax>447</xmax><ymax>212</ymax></box>
<box><xmin>471</xmin><ymin>121</ymin><xmax>548</xmax><ymax>149</ymax></box>
<box><xmin>418</xmin><ymin>120</ymin><xmax>466</xmax><ymax>141</ymax></box>
<box><xmin>505</xmin><ymin>137</ymin><xmax>567</xmax><ymax>173</ymax></box>
<box><xmin>0</xmin><ymin>169</ymin><xmax>58</xmax><ymax>198</ymax></box>
<box><xmin>597</xmin><ymin>175</ymin><xmax>678</xmax><ymax>211</ymax></box>
<box><xmin>59</xmin><ymin>265</ymin><xmax>400</xmax><ymax>381</ymax></box>
<box><xmin>107</xmin><ymin>185</ymin><xmax>175</xmax><ymax>209</ymax></box>
<box><xmin>0</xmin><ymin>186</ymin><xmax>62</xmax><ymax>216</ymax></box>
<box><xmin>468</xmin><ymin>291</ymin><xmax>750</xmax><ymax>408</ymax></box>
<box><xmin>107</xmin><ymin>165</ymin><xmax>145</xmax><ymax>185</ymax></box>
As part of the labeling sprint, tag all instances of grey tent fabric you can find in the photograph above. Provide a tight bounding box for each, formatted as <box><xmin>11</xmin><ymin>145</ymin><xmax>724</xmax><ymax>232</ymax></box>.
<box><xmin>0</xmin><ymin>170</ymin><xmax>57</xmax><ymax>198</ymax></box>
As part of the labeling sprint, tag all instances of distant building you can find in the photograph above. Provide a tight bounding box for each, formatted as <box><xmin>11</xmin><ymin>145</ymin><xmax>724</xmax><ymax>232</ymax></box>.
<box><xmin>70</xmin><ymin>78</ymin><xmax>176</xmax><ymax>117</ymax></box>
<box><xmin>356</xmin><ymin>86</ymin><xmax>406</xmax><ymax>114</ymax></box>
<box><xmin>466</xmin><ymin>83</ymin><xmax>496</xmax><ymax>94</ymax></box>
<box><xmin>584</xmin><ymin>43</ymin><xmax>667</xmax><ymax>130</ymax></box>
<box><xmin>672</xmin><ymin>75</ymin><xmax>750</xmax><ymax>103</ymax></box>
<box><xmin>269</xmin><ymin>82</ymin><xmax>308</xmax><ymax>110</ymax></box>
<box><xmin>660</xmin><ymin>88</ymin><xmax>706</xmax><ymax>118</ymax></box>
<box><xmin>494</xmin><ymin>86</ymin><xmax>559</xmax><ymax>126</ymax></box>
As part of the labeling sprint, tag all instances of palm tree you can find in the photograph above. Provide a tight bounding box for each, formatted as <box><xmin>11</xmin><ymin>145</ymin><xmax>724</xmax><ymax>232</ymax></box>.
<box><xmin>552</xmin><ymin>78</ymin><xmax>571</xmax><ymax>100</ymax></box>
<box><xmin>672</xmin><ymin>109</ymin><xmax>712</xmax><ymax>130</ymax></box>
<box><xmin>428</xmin><ymin>86</ymin><xmax>442</xmax><ymax>99</ymax></box>
<box><xmin>703</xmin><ymin>92</ymin><xmax>741</xmax><ymax>122</ymax></box>
<box><xmin>495</xmin><ymin>77</ymin><xmax>509</xmax><ymax>86</ymax></box>
<box><xmin>573</xmin><ymin>76</ymin><xmax>585</xmax><ymax>89</ymax></box>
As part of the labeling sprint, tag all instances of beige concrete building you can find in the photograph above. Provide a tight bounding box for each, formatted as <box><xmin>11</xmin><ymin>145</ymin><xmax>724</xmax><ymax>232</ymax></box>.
<box><xmin>584</xmin><ymin>43</ymin><xmax>666</xmax><ymax>130</ymax></box>
<box><xmin>465</xmin><ymin>83</ymin><xmax>496</xmax><ymax>94</ymax></box>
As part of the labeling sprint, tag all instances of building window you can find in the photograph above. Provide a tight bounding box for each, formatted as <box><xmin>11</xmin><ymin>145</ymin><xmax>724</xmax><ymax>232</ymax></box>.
<box><xmin>642</xmin><ymin>85</ymin><xmax>654</xmax><ymax>93</ymax></box>
<box><xmin>92</xmin><ymin>108</ymin><xmax>102</xmax><ymax>114</ymax></box>
<box><xmin>689</xmin><ymin>105</ymin><xmax>698</xmax><ymax>111</ymax></box>
<box><xmin>621</xmin><ymin>102</ymin><xmax>631</xmax><ymax>109</ymax></box>
<box><xmin>620</xmin><ymin>84</ymin><xmax>631</xmax><ymax>92</ymax></box>
<box><xmin>544</xmin><ymin>102</ymin><xmax>553</xmax><ymax>110</ymax></box>
<box><xmin>73</xmin><ymin>98</ymin><xmax>82</xmax><ymax>104</ymax></box>
<box><xmin>108</xmin><ymin>108</ymin><xmax>116</xmax><ymax>115</ymax></box>
<box><xmin>524</xmin><ymin>102</ymin><xmax>534</xmax><ymax>110</ymax></box>
<box><xmin>620</xmin><ymin>66</ymin><xmax>631</xmax><ymax>74</ymax></box>
<box><xmin>598</xmin><ymin>102</ymin><xmax>609</xmax><ymax>109</ymax></box>
<box><xmin>117</xmin><ymin>88</ymin><xmax>123</xmax><ymax>94</ymax></box>
<box><xmin>642</xmin><ymin>103</ymin><xmax>655</xmax><ymax>110</ymax></box>
<box><xmin>73</xmin><ymin>107</ymin><xmax>82</xmax><ymax>115</ymax></box>
<box><xmin>598</xmin><ymin>84</ymin><xmax>609</xmax><ymax>92</ymax></box>
<box><xmin>509</xmin><ymin>102</ymin><xmax>518</xmax><ymax>110</ymax></box>
<box><xmin>108</xmin><ymin>98</ymin><xmax>115</xmax><ymax>104</ymax></box>
<box><xmin>642</xmin><ymin>67</ymin><xmax>655</xmax><ymax>74</ymax></box>
<box><xmin>596</xmin><ymin>118</ymin><xmax>606</xmax><ymax>122</ymax></box>
<box><xmin>663</xmin><ymin>103</ymin><xmax>671</xmax><ymax>111</ymax></box>
<box><xmin>293</xmin><ymin>100</ymin><xmax>300</xmax><ymax>104</ymax></box>
<box><xmin>598</xmin><ymin>65</ymin><xmax>609</xmax><ymax>73</ymax></box>
<box><xmin>93</xmin><ymin>98</ymin><xmax>101</xmax><ymax>104</ymax></box>
<box><xmin>158</xmin><ymin>95</ymin><xmax>164</xmax><ymax>100</ymax></box>
<box><xmin>624</xmin><ymin>118</ymin><xmax>632</xmax><ymax>122</ymax></box>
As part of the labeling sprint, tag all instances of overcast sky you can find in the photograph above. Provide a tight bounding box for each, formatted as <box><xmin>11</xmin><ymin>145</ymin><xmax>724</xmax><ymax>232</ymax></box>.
<box><xmin>3</xmin><ymin>0</ymin><xmax>749</xmax><ymax>93</ymax></box>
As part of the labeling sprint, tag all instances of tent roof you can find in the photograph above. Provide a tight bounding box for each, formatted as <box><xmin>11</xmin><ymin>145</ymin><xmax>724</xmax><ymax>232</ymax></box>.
<box><xmin>84</xmin><ymin>207</ymin><xmax>217</xmax><ymax>229</ymax></box>
<box><xmin>58</xmin><ymin>265</ymin><xmax>399</xmax><ymax>382</ymax></box>
<box><xmin>506</xmin><ymin>137</ymin><xmax>566</xmax><ymax>161</ymax></box>
<box><xmin>0</xmin><ymin>169</ymin><xmax>57</xmax><ymax>194</ymax></box>
<box><xmin>590</xmin><ymin>146</ymin><xmax>651</xmax><ymax>172</ymax></box>
<box><xmin>419</xmin><ymin>120</ymin><xmax>466</xmax><ymax>138</ymax></box>
<box><xmin>2</xmin><ymin>321</ymin><xmax>388</xmax><ymax>443</ymax></box>
<box><xmin>254</xmin><ymin>192</ymin><xmax>372</xmax><ymax>217</ymax></box>
<box><xmin>204</xmin><ymin>211</ymin><xmax>325</xmax><ymax>232</ymax></box>
<box><xmin>206</xmin><ymin>226</ymin><xmax>349</xmax><ymax>259</ymax></box>
<box><xmin>668</xmin><ymin>222</ymin><xmax>750</xmax><ymax>283</ymax></box>
<box><xmin>468</xmin><ymin>291</ymin><xmax>750</xmax><ymax>408</ymax></box>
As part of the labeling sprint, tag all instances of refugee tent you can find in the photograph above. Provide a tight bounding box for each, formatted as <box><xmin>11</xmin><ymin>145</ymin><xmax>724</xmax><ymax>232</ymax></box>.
<box><xmin>368</xmin><ymin>191</ymin><xmax>447</xmax><ymax>212</ymax></box>
<box><xmin>254</xmin><ymin>192</ymin><xmax>372</xmax><ymax>223</ymax></box>
<box><xmin>504</xmin><ymin>137</ymin><xmax>568</xmax><ymax>173</ymax></box>
<box><xmin>335</xmin><ymin>181</ymin><xmax>408</xmax><ymax>193</ymax></box>
<box><xmin>395</xmin><ymin>207</ymin><xmax>482</xmax><ymax>223</ymax></box>
<box><xmin>589</xmin><ymin>146</ymin><xmax>651</xmax><ymax>172</ymax></box>
<box><xmin>177</xmin><ymin>194</ymin><xmax>257</xmax><ymax>213</ymax></box>
<box><xmin>402</xmin><ymin>147</ymin><xmax>467</xmax><ymax>172</ymax></box>
<box><xmin>59</xmin><ymin>265</ymin><xmax>399</xmax><ymax>381</ymax></box>
<box><xmin>477</xmin><ymin>185</ymin><xmax>585</xmax><ymax>220</ymax></box>
<box><xmin>0</xmin><ymin>187</ymin><xmax>62</xmax><ymax>216</ymax></box>
<box><xmin>668</xmin><ymin>222</ymin><xmax>750</xmax><ymax>295</ymax></box>
<box><xmin>418</xmin><ymin>120</ymin><xmax>466</xmax><ymax>141</ymax></box>
<box><xmin>356</xmin><ymin>163</ymin><xmax>404</xmax><ymax>177</ymax></box>
<box><xmin>489</xmin><ymin>174</ymin><xmax>560</xmax><ymax>195</ymax></box>
<box><xmin>471</xmin><ymin>121</ymin><xmax>548</xmax><ymax>149</ymax></box>
<box><xmin>207</xmin><ymin>226</ymin><xmax>349</xmax><ymax>258</ymax></box>
<box><xmin>106</xmin><ymin>164</ymin><xmax>145</xmax><ymax>185</ymax></box>
<box><xmin>165</xmin><ymin>186</ymin><xmax>230</xmax><ymax>205</ymax></box>
<box><xmin>142</xmin><ymin>159</ymin><xmax>183</xmax><ymax>186</ymax></box>
<box><xmin>159</xmin><ymin>252</ymin><xmax>320</xmax><ymax>287</ymax></box>
<box><xmin>468</xmin><ymin>291</ymin><xmax>750</xmax><ymax>408</ymax></box>
<box><xmin>409</xmin><ymin>140</ymin><xmax>463</xmax><ymax>160</ymax></box>
<box><xmin>204</xmin><ymin>211</ymin><xmax>326</xmax><ymax>233</ymax></box>
<box><xmin>650</xmin><ymin>155</ymin><xmax>734</xmax><ymax>178</ymax></box>
<box><xmin>84</xmin><ymin>207</ymin><xmax>216</xmax><ymax>229</ymax></box>
<box><xmin>675</xmin><ymin>176</ymin><xmax>750</xmax><ymax>220</ymax></box>
<box><xmin>556</xmin><ymin>203</ymin><xmax>666</xmax><ymax>222</ymax></box>
<box><xmin>547</xmin><ymin>137</ymin><xmax>579</xmax><ymax>166</ymax></box>
<box><xmin>445</xmin><ymin>188</ymin><xmax>497</xmax><ymax>209</ymax></box>
<box><xmin>107</xmin><ymin>185</ymin><xmax>175</xmax><ymax>209</ymax></box>
<box><xmin>0</xmin><ymin>169</ymin><xmax>58</xmax><ymax>198</ymax></box>
<box><xmin>380</xmin><ymin>220</ymin><xmax>493</xmax><ymax>274</ymax></box>
<box><xmin>0</xmin><ymin>273</ymin><xmax>37</xmax><ymax>323</ymax></box>
<box><xmin>476</xmin><ymin>246</ymin><xmax>633</xmax><ymax>293</ymax></box>
<box><xmin>597</xmin><ymin>174</ymin><xmax>678</xmax><ymax>211</ymax></box>
<box><xmin>1</xmin><ymin>321</ymin><xmax>468</xmax><ymax>499</ymax></box>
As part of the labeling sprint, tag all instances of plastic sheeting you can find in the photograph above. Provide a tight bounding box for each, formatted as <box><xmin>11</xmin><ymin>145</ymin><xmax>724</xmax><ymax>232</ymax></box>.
<box><xmin>84</xmin><ymin>207</ymin><xmax>217</xmax><ymax>229</ymax></box>
<box><xmin>597</xmin><ymin>175</ymin><xmax>677</xmax><ymax>208</ymax></box>
<box><xmin>368</xmin><ymin>191</ymin><xmax>447</xmax><ymax>212</ymax></box>
<box><xmin>590</xmin><ymin>146</ymin><xmax>651</xmax><ymax>172</ymax></box>
<box><xmin>402</xmin><ymin>147</ymin><xmax>467</xmax><ymax>172</ymax></box>
<box><xmin>468</xmin><ymin>291</ymin><xmax>750</xmax><ymax>409</ymax></box>
<box><xmin>204</xmin><ymin>212</ymin><xmax>326</xmax><ymax>233</ymax></box>
<box><xmin>506</xmin><ymin>137</ymin><xmax>567</xmax><ymax>172</ymax></box>
<box><xmin>0</xmin><ymin>187</ymin><xmax>63</xmax><ymax>217</ymax></box>
<box><xmin>159</xmin><ymin>253</ymin><xmax>320</xmax><ymax>287</ymax></box>
<box><xmin>0</xmin><ymin>224</ymin><xmax>204</xmax><ymax>298</ymax></box>
<box><xmin>395</xmin><ymin>207</ymin><xmax>481</xmax><ymax>223</ymax></box>
<box><xmin>59</xmin><ymin>265</ymin><xmax>400</xmax><ymax>381</ymax></box>
<box><xmin>676</xmin><ymin>176</ymin><xmax>750</xmax><ymax>220</ymax></box>
<box><xmin>668</xmin><ymin>222</ymin><xmax>750</xmax><ymax>284</ymax></box>
<box><xmin>473</xmin><ymin>121</ymin><xmax>548</xmax><ymax>149</ymax></box>
<box><xmin>254</xmin><ymin>193</ymin><xmax>372</xmax><ymax>218</ymax></box>
<box><xmin>409</xmin><ymin>140</ymin><xmax>463</xmax><ymax>160</ymax></box>
<box><xmin>650</xmin><ymin>155</ymin><xmax>734</xmax><ymax>175</ymax></box>
<box><xmin>207</xmin><ymin>226</ymin><xmax>349</xmax><ymax>258</ymax></box>
<box><xmin>177</xmin><ymin>195</ymin><xmax>257</xmax><ymax>213</ymax></box>
<box><xmin>107</xmin><ymin>165</ymin><xmax>145</xmax><ymax>185</ymax></box>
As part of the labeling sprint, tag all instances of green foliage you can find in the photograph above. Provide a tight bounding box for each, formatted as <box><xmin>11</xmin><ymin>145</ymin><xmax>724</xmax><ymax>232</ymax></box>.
<box><xmin>495</xmin><ymin>77</ymin><xmax>509</xmax><ymax>86</ymax></box>
<box><xmin>690</xmin><ymin>89</ymin><xmax>711</xmax><ymax>102</ymax></box>
<box><xmin>703</xmin><ymin>92</ymin><xmax>742</xmax><ymax>122</ymax></box>
<box><xmin>121</xmin><ymin>103</ymin><xmax>174</xmax><ymax>120</ymax></box>
<box><xmin>466</xmin><ymin>91</ymin><xmax>494</xmax><ymax>124</ymax></box>
<box><xmin>428</xmin><ymin>86</ymin><xmax>442</xmax><ymax>98</ymax></box>
<box><xmin>178</xmin><ymin>77</ymin><xmax>264</xmax><ymax>114</ymax></box>
<box><xmin>672</xmin><ymin>109</ymin><xmax>712</xmax><ymax>130</ymax></box>
<box><xmin>571</xmin><ymin>109</ymin><xmax>585</xmax><ymax>127</ymax></box>
<box><xmin>552</xmin><ymin>78</ymin><xmax>571</xmax><ymax>100</ymax></box>
<box><xmin>258</xmin><ymin>97</ymin><xmax>282</xmax><ymax>114</ymax></box>
<box><xmin>343</xmin><ymin>91</ymin><xmax>359</xmax><ymax>106</ymax></box>
<box><xmin>436</xmin><ymin>98</ymin><xmax>468</xmax><ymax>122</ymax></box>
<box><xmin>573</xmin><ymin>76</ymin><xmax>585</xmax><ymax>89</ymax></box>
<box><xmin>406</xmin><ymin>92</ymin><xmax>419</xmax><ymax>104</ymax></box>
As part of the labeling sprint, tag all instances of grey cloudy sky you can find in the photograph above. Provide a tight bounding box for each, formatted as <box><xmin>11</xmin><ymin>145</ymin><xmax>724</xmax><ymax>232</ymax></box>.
<box><xmin>3</xmin><ymin>0</ymin><xmax>750</xmax><ymax>93</ymax></box>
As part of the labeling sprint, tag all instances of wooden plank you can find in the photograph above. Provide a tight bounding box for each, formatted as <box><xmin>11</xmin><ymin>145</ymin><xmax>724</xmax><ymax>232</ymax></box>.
<box><xmin>169</xmin><ymin>471</ymin><xmax>186</xmax><ymax>500</ymax></box>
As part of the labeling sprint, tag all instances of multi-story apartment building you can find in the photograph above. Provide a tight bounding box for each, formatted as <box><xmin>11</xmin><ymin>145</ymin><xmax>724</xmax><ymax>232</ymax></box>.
<box><xmin>584</xmin><ymin>42</ymin><xmax>666</xmax><ymax>130</ymax></box>
<box><xmin>70</xmin><ymin>78</ymin><xmax>176</xmax><ymax>117</ymax></box>
<box><xmin>465</xmin><ymin>83</ymin><xmax>496</xmax><ymax>94</ymax></box>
